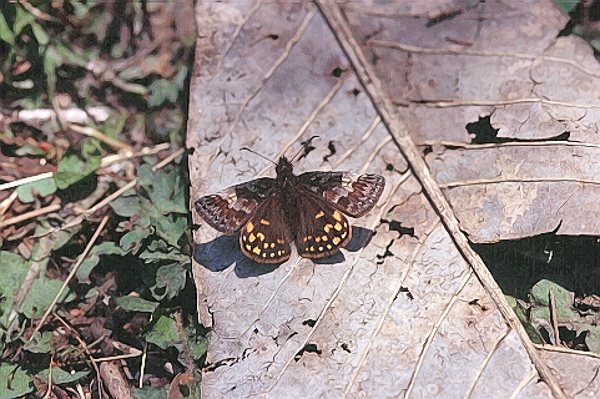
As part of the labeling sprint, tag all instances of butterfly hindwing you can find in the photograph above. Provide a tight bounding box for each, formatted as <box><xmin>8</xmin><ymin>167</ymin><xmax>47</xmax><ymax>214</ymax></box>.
<box><xmin>195</xmin><ymin>178</ymin><xmax>276</xmax><ymax>235</ymax></box>
<box><xmin>239</xmin><ymin>195</ymin><xmax>292</xmax><ymax>264</ymax></box>
<box><xmin>295</xmin><ymin>191</ymin><xmax>352</xmax><ymax>259</ymax></box>
<box><xmin>299</xmin><ymin>172</ymin><xmax>385</xmax><ymax>217</ymax></box>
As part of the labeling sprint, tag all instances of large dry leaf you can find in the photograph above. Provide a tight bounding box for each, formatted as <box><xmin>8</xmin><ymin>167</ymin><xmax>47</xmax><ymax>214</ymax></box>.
<box><xmin>187</xmin><ymin>1</ymin><xmax>600</xmax><ymax>397</ymax></box>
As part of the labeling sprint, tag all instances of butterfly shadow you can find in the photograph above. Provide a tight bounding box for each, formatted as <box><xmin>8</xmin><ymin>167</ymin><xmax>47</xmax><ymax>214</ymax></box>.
<box><xmin>193</xmin><ymin>235</ymin><xmax>281</xmax><ymax>278</ymax></box>
<box><xmin>194</xmin><ymin>226</ymin><xmax>375</xmax><ymax>271</ymax></box>
<box><xmin>313</xmin><ymin>226</ymin><xmax>375</xmax><ymax>265</ymax></box>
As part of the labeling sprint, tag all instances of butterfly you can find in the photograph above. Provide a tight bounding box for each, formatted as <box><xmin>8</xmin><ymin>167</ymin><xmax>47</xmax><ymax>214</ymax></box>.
<box><xmin>195</xmin><ymin>154</ymin><xmax>385</xmax><ymax>264</ymax></box>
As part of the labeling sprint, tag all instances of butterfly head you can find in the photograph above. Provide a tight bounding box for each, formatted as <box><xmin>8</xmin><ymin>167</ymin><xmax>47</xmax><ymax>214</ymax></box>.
<box><xmin>275</xmin><ymin>156</ymin><xmax>295</xmax><ymax>183</ymax></box>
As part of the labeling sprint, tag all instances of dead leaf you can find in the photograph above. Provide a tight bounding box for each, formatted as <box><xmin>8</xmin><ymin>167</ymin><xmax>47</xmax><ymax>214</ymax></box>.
<box><xmin>188</xmin><ymin>1</ymin><xmax>598</xmax><ymax>397</ymax></box>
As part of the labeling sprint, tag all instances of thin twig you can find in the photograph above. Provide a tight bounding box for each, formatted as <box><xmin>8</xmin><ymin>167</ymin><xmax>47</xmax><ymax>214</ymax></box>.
<box><xmin>422</xmin><ymin>98</ymin><xmax>600</xmax><ymax>109</ymax></box>
<box><xmin>18</xmin><ymin>0</ymin><xmax>56</xmax><ymax>21</ymax></box>
<box><xmin>549</xmin><ymin>289</ymin><xmax>562</xmax><ymax>347</ymax></box>
<box><xmin>95</xmin><ymin>352</ymin><xmax>143</xmax><ymax>363</ymax></box>
<box><xmin>139</xmin><ymin>342</ymin><xmax>148</xmax><ymax>389</ymax></box>
<box><xmin>84</xmin><ymin>180</ymin><xmax>137</xmax><ymax>216</ymax></box>
<box><xmin>0</xmin><ymin>203</ymin><xmax>61</xmax><ymax>229</ymax></box>
<box><xmin>0</xmin><ymin>172</ymin><xmax>54</xmax><ymax>191</ymax></box>
<box><xmin>29</xmin><ymin>215</ymin><xmax>109</xmax><ymax>340</ymax></box>
<box><xmin>0</xmin><ymin>191</ymin><xmax>18</xmax><ymax>216</ymax></box>
<box><xmin>52</xmin><ymin>312</ymin><xmax>103</xmax><ymax>399</ymax></box>
<box><xmin>42</xmin><ymin>356</ymin><xmax>54</xmax><ymax>399</ymax></box>
<box><xmin>0</xmin><ymin>143</ymin><xmax>169</xmax><ymax>194</ymax></box>
<box><xmin>100</xmin><ymin>143</ymin><xmax>170</xmax><ymax>169</ymax></box>
<box><xmin>29</xmin><ymin>147</ymin><xmax>181</xmax><ymax>239</ymax></box>
<box><xmin>86</xmin><ymin>147</ymin><xmax>184</xmax><ymax>214</ymax></box>
<box><xmin>535</xmin><ymin>343</ymin><xmax>600</xmax><ymax>359</ymax></box>
<box><xmin>367</xmin><ymin>38</ymin><xmax>600</xmax><ymax>79</ymax></box>
<box><xmin>53</xmin><ymin>312</ymin><xmax>97</xmax><ymax>360</ymax></box>
<box><xmin>152</xmin><ymin>147</ymin><xmax>185</xmax><ymax>171</ymax></box>
<box><xmin>69</xmin><ymin>124</ymin><xmax>133</xmax><ymax>152</ymax></box>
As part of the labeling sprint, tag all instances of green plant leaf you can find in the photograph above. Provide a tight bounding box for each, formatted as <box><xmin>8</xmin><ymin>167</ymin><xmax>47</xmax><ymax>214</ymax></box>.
<box><xmin>16</xmin><ymin>177</ymin><xmax>56</xmax><ymax>203</ymax></box>
<box><xmin>155</xmin><ymin>215</ymin><xmax>187</xmax><ymax>247</ymax></box>
<box><xmin>77</xmin><ymin>241</ymin><xmax>123</xmax><ymax>282</ymax></box>
<box><xmin>0</xmin><ymin>363</ymin><xmax>33</xmax><ymax>398</ymax></box>
<box><xmin>110</xmin><ymin>196</ymin><xmax>144</xmax><ymax>217</ymax></box>
<box><xmin>553</xmin><ymin>0</ymin><xmax>578</xmax><ymax>13</ymax></box>
<box><xmin>145</xmin><ymin>315</ymin><xmax>179</xmax><ymax>349</ymax></box>
<box><xmin>23</xmin><ymin>331</ymin><xmax>53</xmax><ymax>353</ymax></box>
<box><xmin>506</xmin><ymin>296</ymin><xmax>544</xmax><ymax>344</ymax></box>
<box><xmin>188</xmin><ymin>334</ymin><xmax>208</xmax><ymax>361</ymax></box>
<box><xmin>21</xmin><ymin>276</ymin><xmax>75</xmax><ymax>319</ymax></box>
<box><xmin>585</xmin><ymin>325</ymin><xmax>600</xmax><ymax>353</ymax></box>
<box><xmin>0</xmin><ymin>11</ymin><xmax>15</xmax><ymax>45</ymax></box>
<box><xmin>131</xmin><ymin>386</ymin><xmax>168</xmax><ymax>399</ymax></box>
<box><xmin>137</xmin><ymin>163</ymin><xmax>154</xmax><ymax>187</ymax></box>
<box><xmin>0</xmin><ymin>251</ymin><xmax>30</xmax><ymax>325</ymax></box>
<box><xmin>140</xmin><ymin>243</ymin><xmax>189</xmax><ymax>264</ymax></box>
<box><xmin>152</xmin><ymin>263</ymin><xmax>187</xmax><ymax>300</ymax></box>
<box><xmin>55</xmin><ymin>145</ymin><xmax>102</xmax><ymax>190</ymax></box>
<box><xmin>101</xmin><ymin>112</ymin><xmax>128</xmax><ymax>139</ymax></box>
<box><xmin>14</xmin><ymin>143</ymin><xmax>47</xmax><ymax>157</ymax></box>
<box><xmin>31</xmin><ymin>22</ymin><xmax>49</xmax><ymax>46</ymax></box>
<box><xmin>13</xmin><ymin>6</ymin><xmax>34</xmax><ymax>36</ymax></box>
<box><xmin>115</xmin><ymin>296</ymin><xmax>159</xmax><ymax>313</ymax></box>
<box><xmin>148</xmin><ymin>79</ymin><xmax>179</xmax><ymax>107</ymax></box>
<box><xmin>36</xmin><ymin>368</ymin><xmax>89</xmax><ymax>385</ymax></box>
<box><xmin>50</xmin><ymin>224</ymin><xmax>81</xmax><ymax>250</ymax></box>
<box><xmin>120</xmin><ymin>226</ymin><xmax>152</xmax><ymax>253</ymax></box>
<box><xmin>54</xmin><ymin>42</ymin><xmax>88</xmax><ymax>68</ymax></box>
<box><xmin>529</xmin><ymin>279</ymin><xmax>574</xmax><ymax>319</ymax></box>
<box><xmin>43</xmin><ymin>45</ymin><xmax>62</xmax><ymax>98</ymax></box>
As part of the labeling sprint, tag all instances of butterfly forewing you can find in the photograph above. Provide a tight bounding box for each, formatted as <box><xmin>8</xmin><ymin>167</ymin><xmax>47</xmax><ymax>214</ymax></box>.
<box><xmin>295</xmin><ymin>191</ymin><xmax>352</xmax><ymax>259</ymax></box>
<box><xmin>195</xmin><ymin>178</ymin><xmax>276</xmax><ymax>235</ymax></box>
<box><xmin>239</xmin><ymin>195</ymin><xmax>292</xmax><ymax>264</ymax></box>
<box><xmin>299</xmin><ymin>172</ymin><xmax>385</xmax><ymax>217</ymax></box>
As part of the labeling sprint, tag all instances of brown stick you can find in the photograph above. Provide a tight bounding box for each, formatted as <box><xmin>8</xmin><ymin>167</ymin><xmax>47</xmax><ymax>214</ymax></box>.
<box><xmin>0</xmin><ymin>203</ymin><xmax>61</xmax><ymax>229</ymax></box>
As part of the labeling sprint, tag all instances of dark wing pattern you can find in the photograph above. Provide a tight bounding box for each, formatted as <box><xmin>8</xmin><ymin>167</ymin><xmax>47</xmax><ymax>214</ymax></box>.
<box><xmin>194</xmin><ymin>178</ymin><xmax>276</xmax><ymax>235</ymax></box>
<box><xmin>239</xmin><ymin>195</ymin><xmax>292</xmax><ymax>264</ymax></box>
<box><xmin>295</xmin><ymin>191</ymin><xmax>352</xmax><ymax>259</ymax></box>
<box><xmin>299</xmin><ymin>172</ymin><xmax>385</xmax><ymax>217</ymax></box>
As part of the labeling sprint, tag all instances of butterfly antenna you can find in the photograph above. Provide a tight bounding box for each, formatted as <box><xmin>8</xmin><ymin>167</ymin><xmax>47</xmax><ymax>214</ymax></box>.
<box><xmin>291</xmin><ymin>135</ymin><xmax>319</xmax><ymax>162</ymax></box>
<box><xmin>240</xmin><ymin>147</ymin><xmax>277</xmax><ymax>166</ymax></box>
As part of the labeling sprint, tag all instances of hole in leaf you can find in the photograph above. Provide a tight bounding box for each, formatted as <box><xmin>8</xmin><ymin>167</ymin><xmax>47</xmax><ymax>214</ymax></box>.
<box><xmin>323</xmin><ymin>141</ymin><xmax>336</xmax><ymax>162</ymax></box>
<box><xmin>466</xmin><ymin>115</ymin><xmax>501</xmax><ymax>144</ymax></box>
<box><xmin>397</xmin><ymin>286</ymin><xmax>414</xmax><ymax>300</ymax></box>
<box><xmin>466</xmin><ymin>115</ymin><xmax>570</xmax><ymax>144</ymax></box>
<box><xmin>294</xmin><ymin>343</ymin><xmax>322</xmax><ymax>361</ymax></box>
<box><xmin>380</xmin><ymin>219</ymin><xmax>416</xmax><ymax>239</ymax></box>
<box><xmin>302</xmin><ymin>319</ymin><xmax>316</xmax><ymax>327</ymax></box>
<box><xmin>376</xmin><ymin>239</ymin><xmax>395</xmax><ymax>264</ymax></box>
<box><xmin>474</xmin><ymin>233</ymin><xmax>600</xmax><ymax>353</ymax></box>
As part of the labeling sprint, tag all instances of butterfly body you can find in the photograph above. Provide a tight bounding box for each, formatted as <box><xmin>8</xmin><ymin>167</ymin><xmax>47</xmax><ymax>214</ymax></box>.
<box><xmin>195</xmin><ymin>156</ymin><xmax>385</xmax><ymax>264</ymax></box>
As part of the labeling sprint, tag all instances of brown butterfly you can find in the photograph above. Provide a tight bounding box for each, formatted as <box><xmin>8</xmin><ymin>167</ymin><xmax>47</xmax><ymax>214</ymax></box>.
<box><xmin>195</xmin><ymin>151</ymin><xmax>385</xmax><ymax>264</ymax></box>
